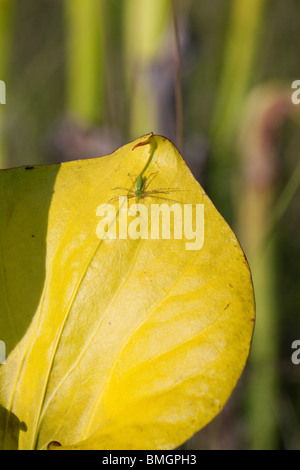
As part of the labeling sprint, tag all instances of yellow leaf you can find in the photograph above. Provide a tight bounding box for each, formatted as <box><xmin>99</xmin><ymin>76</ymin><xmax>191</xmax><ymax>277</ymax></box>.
<box><xmin>0</xmin><ymin>133</ymin><xmax>255</xmax><ymax>450</ymax></box>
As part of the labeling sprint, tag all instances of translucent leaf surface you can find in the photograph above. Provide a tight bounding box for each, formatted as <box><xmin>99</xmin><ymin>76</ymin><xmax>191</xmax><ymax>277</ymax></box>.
<box><xmin>0</xmin><ymin>133</ymin><xmax>255</xmax><ymax>450</ymax></box>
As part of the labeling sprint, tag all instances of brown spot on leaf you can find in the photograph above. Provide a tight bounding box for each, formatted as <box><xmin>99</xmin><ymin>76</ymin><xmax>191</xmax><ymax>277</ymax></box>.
<box><xmin>47</xmin><ymin>441</ymin><xmax>62</xmax><ymax>450</ymax></box>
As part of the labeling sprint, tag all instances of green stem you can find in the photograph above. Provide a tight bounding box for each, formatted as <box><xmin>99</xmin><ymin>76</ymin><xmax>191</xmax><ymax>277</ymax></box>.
<box><xmin>172</xmin><ymin>0</ymin><xmax>183</xmax><ymax>151</ymax></box>
<box><xmin>239</xmin><ymin>184</ymin><xmax>279</xmax><ymax>449</ymax></box>
<box><xmin>263</xmin><ymin>158</ymin><xmax>300</xmax><ymax>251</ymax></box>
<box><xmin>209</xmin><ymin>0</ymin><xmax>268</xmax><ymax>217</ymax></box>
<box><xmin>123</xmin><ymin>0</ymin><xmax>171</xmax><ymax>139</ymax></box>
<box><xmin>0</xmin><ymin>0</ymin><xmax>14</xmax><ymax>168</ymax></box>
<box><xmin>64</xmin><ymin>0</ymin><xmax>104</xmax><ymax>123</ymax></box>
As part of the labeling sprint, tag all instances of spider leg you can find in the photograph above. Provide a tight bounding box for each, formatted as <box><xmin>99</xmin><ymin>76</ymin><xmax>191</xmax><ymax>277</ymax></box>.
<box><xmin>143</xmin><ymin>188</ymin><xmax>184</xmax><ymax>195</ymax></box>
<box><xmin>106</xmin><ymin>195</ymin><xmax>126</xmax><ymax>204</ymax></box>
<box><xmin>143</xmin><ymin>172</ymin><xmax>158</xmax><ymax>190</ymax></box>
<box><xmin>107</xmin><ymin>191</ymin><xmax>135</xmax><ymax>204</ymax></box>
<box><xmin>111</xmin><ymin>186</ymin><xmax>131</xmax><ymax>191</ymax></box>
<box><xmin>127</xmin><ymin>173</ymin><xmax>136</xmax><ymax>186</ymax></box>
<box><xmin>106</xmin><ymin>195</ymin><xmax>122</xmax><ymax>204</ymax></box>
<box><xmin>143</xmin><ymin>194</ymin><xmax>183</xmax><ymax>204</ymax></box>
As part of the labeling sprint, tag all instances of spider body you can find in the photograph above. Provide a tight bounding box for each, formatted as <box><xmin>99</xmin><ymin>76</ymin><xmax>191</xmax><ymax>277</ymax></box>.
<box><xmin>108</xmin><ymin>172</ymin><xmax>183</xmax><ymax>205</ymax></box>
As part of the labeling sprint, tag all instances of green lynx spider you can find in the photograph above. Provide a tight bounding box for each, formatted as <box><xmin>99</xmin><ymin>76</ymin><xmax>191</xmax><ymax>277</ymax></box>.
<box><xmin>108</xmin><ymin>134</ymin><xmax>183</xmax><ymax>204</ymax></box>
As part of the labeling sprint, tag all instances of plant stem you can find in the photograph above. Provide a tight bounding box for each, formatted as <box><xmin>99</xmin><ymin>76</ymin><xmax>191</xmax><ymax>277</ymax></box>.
<box><xmin>239</xmin><ymin>186</ymin><xmax>279</xmax><ymax>449</ymax></box>
<box><xmin>209</xmin><ymin>0</ymin><xmax>268</xmax><ymax>218</ymax></box>
<box><xmin>235</xmin><ymin>85</ymin><xmax>296</xmax><ymax>449</ymax></box>
<box><xmin>0</xmin><ymin>0</ymin><xmax>14</xmax><ymax>168</ymax></box>
<box><xmin>123</xmin><ymin>0</ymin><xmax>171</xmax><ymax>139</ymax></box>
<box><xmin>64</xmin><ymin>0</ymin><xmax>104</xmax><ymax>124</ymax></box>
<box><xmin>172</xmin><ymin>0</ymin><xmax>183</xmax><ymax>151</ymax></box>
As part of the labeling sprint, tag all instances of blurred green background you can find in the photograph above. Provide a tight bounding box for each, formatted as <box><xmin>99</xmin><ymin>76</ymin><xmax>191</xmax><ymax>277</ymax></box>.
<box><xmin>0</xmin><ymin>0</ymin><xmax>299</xmax><ymax>450</ymax></box>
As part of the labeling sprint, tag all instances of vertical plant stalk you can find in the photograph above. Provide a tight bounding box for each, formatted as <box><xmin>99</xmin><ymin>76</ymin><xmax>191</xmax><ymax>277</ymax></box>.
<box><xmin>172</xmin><ymin>0</ymin><xmax>183</xmax><ymax>151</ymax></box>
<box><xmin>263</xmin><ymin>158</ymin><xmax>300</xmax><ymax>248</ymax></box>
<box><xmin>100</xmin><ymin>0</ymin><xmax>125</xmax><ymax>134</ymax></box>
<box><xmin>237</xmin><ymin>85</ymin><xmax>295</xmax><ymax>449</ymax></box>
<box><xmin>209</xmin><ymin>0</ymin><xmax>268</xmax><ymax>214</ymax></box>
<box><xmin>240</xmin><ymin>187</ymin><xmax>278</xmax><ymax>450</ymax></box>
<box><xmin>64</xmin><ymin>0</ymin><xmax>104</xmax><ymax>124</ymax></box>
<box><xmin>123</xmin><ymin>0</ymin><xmax>171</xmax><ymax>139</ymax></box>
<box><xmin>0</xmin><ymin>0</ymin><xmax>14</xmax><ymax>168</ymax></box>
